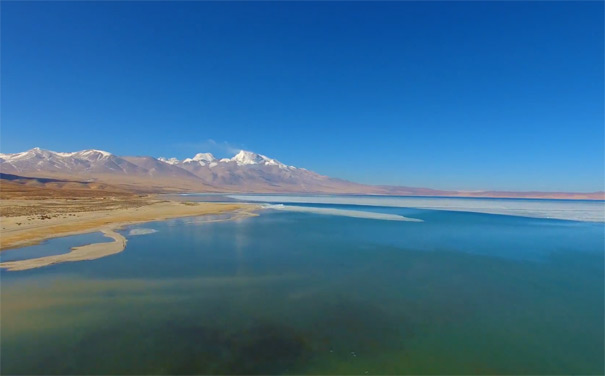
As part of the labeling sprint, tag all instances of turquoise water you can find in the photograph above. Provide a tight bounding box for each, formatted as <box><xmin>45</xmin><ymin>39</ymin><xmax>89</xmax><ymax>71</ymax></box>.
<box><xmin>1</xmin><ymin>200</ymin><xmax>603</xmax><ymax>374</ymax></box>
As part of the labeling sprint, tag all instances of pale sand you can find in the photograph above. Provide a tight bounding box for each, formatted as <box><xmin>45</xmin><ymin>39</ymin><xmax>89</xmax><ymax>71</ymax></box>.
<box><xmin>0</xmin><ymin>228</ymin><xmax>127</xmax><ymax>271</ymax></box>
<box><xmin>0</xmin><ymin>200</ymin><xmax>258</xmax><ymax>271</ymax></box>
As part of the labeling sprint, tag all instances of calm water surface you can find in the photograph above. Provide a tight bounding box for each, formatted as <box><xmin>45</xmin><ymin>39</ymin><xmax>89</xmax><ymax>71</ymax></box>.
<box><xmin>0</xmin><ymin>232</ymin><xmax>109</xmax><ymax>262</ymax></box>
<box><xmin>1</xmin><ymin>200</ymin><xmax>603</xmax><ymax>374</ymax></box>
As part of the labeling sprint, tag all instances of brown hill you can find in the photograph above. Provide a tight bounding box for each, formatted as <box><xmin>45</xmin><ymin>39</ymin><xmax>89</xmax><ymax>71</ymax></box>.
<box><xmin>0</xmin><ymin>173</ymin><xmax>135</xmax><ymax>199</ymax></box>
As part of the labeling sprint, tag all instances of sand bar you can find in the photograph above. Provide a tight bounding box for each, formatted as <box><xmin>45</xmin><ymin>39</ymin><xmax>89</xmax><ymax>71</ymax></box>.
<box><xmin>0</xmin><ymin>228</ymin><xmax>127</xmax><ymax>271</ymax></box>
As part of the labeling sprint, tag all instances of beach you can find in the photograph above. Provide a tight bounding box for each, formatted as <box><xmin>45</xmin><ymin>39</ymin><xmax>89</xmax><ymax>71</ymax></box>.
<box><xmin>0</xmin><ymin>196</ymin><xmax>257</xmax><ymax>270</ymax></box>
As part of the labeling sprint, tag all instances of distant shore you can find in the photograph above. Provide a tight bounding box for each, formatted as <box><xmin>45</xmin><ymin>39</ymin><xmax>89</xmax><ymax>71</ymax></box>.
<box><xmin>0</xmin><ymin>197</ymin><xmax>258</xmax><ymax>271</ymax></box>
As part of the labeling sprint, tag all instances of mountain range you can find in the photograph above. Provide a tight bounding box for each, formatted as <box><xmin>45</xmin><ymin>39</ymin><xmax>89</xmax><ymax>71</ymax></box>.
<box><xmin>1</xmin><ymin>148</ymin><xmax>603</xmax><ymax>199</ymax></box>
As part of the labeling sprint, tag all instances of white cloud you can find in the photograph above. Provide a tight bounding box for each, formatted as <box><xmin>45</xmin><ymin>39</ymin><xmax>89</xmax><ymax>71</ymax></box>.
<box><xmin>175</xmin><ymin>139</ymin><xmax>242</xmax><ymax>157</ymax></box>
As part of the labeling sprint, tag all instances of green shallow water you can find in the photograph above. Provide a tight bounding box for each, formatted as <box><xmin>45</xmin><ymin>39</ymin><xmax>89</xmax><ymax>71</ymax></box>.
<box><xmin>1</xmin><ymin>205</ymin><xmax>603</xmax><ymax>374</ymax></box>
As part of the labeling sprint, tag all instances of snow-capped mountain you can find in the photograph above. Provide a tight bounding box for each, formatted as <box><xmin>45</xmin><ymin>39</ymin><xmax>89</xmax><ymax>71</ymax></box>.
<box><xmin>156</xmin><ymin>150</ymin><xmax>346</xmax><ymax>191</ymax></box>
<box><xmin>163</xmin><ymin>150</ymin><xmax>293</xmax><ymax>169</ymax></box>
<box><xmin>2</xmin><ymin>148</ymin><xmax>603</xmax><ymax>199</ymax></box>
<box><xmin>158</xmin><ymin>157</ymin><xmax>180</xmax><ymax>165</ymax></box>
<box><xmin>0</xmin><ymin>148</ymin><xmax>144</xmax><ymax>175</ymax></box>
<box><xmin>227</xmin><ymin>150</ymin><xmax>290</xmax><ymax>168</ymax></box>
<box><xmin>182</xmin><ymin>153</ymin><xmax>216</xmax><ymax>165</ymax></box>
<box><xmin>0</xmin><ymin>148</ymin><xmax>365</xmax><ymax>193</ymax></box>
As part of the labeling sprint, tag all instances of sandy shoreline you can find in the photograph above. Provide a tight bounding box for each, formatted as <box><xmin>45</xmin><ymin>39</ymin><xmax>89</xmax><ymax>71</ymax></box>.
<box><xmin>0</xmin><ymin>198</ymin><xmax>258</xmax><ymax>271</ymax></box>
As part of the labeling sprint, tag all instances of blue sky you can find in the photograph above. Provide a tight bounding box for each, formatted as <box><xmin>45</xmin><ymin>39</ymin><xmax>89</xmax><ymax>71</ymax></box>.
<box><xmin>2</xmin><ymin>1</ymin><xmax>603</xmax><ymax>192</ymax></box>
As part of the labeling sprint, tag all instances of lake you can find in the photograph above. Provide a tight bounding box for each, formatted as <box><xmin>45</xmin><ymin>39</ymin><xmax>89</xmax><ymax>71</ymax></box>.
<box><xmin>1</xmin><ymin>195</ymin><xmax>603</xmax><ymax>374</ymax></box>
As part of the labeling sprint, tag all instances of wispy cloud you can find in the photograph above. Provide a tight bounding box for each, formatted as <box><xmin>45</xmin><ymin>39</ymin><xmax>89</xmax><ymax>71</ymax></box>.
<box><xmin>173</xmin><ymin>139</ymin><xmax>243</xmax><ymax>157</ymax></box>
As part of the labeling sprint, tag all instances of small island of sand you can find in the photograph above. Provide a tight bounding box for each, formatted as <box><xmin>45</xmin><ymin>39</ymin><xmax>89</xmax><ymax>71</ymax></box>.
<box><xmin>0</xmin><ymin>228</ymin><xmax>127</xmax><ymax>271</ymax></box>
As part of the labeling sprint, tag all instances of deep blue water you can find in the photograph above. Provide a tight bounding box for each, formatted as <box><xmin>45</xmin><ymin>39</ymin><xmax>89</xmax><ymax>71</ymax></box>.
<box><xmin>1</xmin><ymin>203</ymin><xmax>603</xmax><ymax>374</ymax></box>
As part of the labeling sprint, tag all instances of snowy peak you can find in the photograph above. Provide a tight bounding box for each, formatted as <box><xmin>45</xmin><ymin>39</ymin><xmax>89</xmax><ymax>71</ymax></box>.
<box><xmin>0</xmin><ymin>146</ymin><xmax>358</xmax><ymax>194</ymax></box>
<box><xmin>0</xmin><ymin>148</ymin><xmax>136</xmax><ymax>175</ymax></box>
<box><xmin>194</xmin><ymin>153</ymin><xmax>215</xmax><ymax>161</ymax></box>
<box><xmin>170</xmin><ymin>150</ymin><xmax>288</xmax><ymax>168</ymax></box>
<box><xmin>191</xmin><ymin>153</ymin><xmax>216</xmax><ymax>162</ymax></box>
<box><xmin>76</xmin><ymin>149</ymin><xmax>112</xmax><ymax>157</ymax></box>
<box><xmin>181</xmin><ymin>152</ymin><xmax>216</xmax><ymax>166</ymax></box>
<box><xmin>1</xmin><ymin>147</ymin><xmax>55</xmax><ymax>160</ymax></box>
<box><xmin>1</xmin><ymin>148</ymin><xmax>291</xmax><ymax>168</ymax></box>
<box><xmin>158</xmin><ymin>157</ymin><xmax>180</xmax><ymax>165</ymax></box>
<box><xmin>0</xmin><ymin>147</ymin><xmax>300</xmax><ymax>183</ymax></box>
<box><xmin>227</xmin><ymin>150</ymin><xmax>288</xmax><ymax>169</ymax></box>
<box><xmin>71</xmin><ymin>149</ymin><xmax>113</xmax><ymax>160</ymax></box>
<box><xmin>230</xmin><ymin>150</ymin><xmax>266</xmax><ymax>165</ymax></box>
<box><xmin>0</xmin><ymin>148</ymin><xmax>112</xmax><ymax>161</ymax></box>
